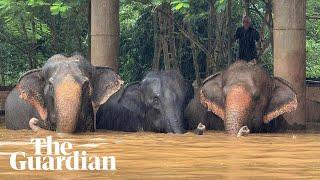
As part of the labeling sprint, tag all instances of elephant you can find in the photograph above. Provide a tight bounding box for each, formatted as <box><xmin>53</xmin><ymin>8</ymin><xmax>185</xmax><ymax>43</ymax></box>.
<box><xmin>96</xmin><ymin>70</ymin><xmax>194</xmax><ymax>133</ymax></box>
<box><xmin>5</xmin><ymin>54</ymin><xmax>123</xmax><ymax>133</ymax></box>
<box><xmin>185</xmin><ymin>92</ymin><xmax>224</xmax><ymax>131</ymax></box>
<box><xmin>194</xmin><ymin>60</ymin><xmax>297</xmax><ymax>135</ymax></box>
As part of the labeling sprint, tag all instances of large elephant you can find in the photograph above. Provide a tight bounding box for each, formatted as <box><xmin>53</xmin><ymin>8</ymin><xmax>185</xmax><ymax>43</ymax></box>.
<box><xmin>5</xmin><ymin>54</ymin><xmax>123</xmax><ymax>133</ymax></box>
<box><xmin>96</xmin><ymin>70</ymin><xmax>193</xmax><ymax>133</ymax></box>
<box><xmin>198</xmin><ymin>61</ymin><xmax>297</xmax><ymax>135</ymax></box>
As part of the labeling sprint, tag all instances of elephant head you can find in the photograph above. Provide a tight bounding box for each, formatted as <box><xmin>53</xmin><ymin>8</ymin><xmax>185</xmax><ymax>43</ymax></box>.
<box><xmin>17</xmin><ymin>54</ymin><xmax>123</xmax><ymax>133</ymax></box>
<box><xmin>200</xmin><ymin>61</ymin><xmax>297</xmax><ymax>135</ymax></box>
<box><xmin>117</xmin><ymin>70</ymin><xmax>192</xmax><ymax>133</ymax></box>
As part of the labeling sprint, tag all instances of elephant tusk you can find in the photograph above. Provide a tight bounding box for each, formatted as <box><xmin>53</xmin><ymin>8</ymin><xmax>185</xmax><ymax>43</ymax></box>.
<box><xmin>237</xmin><ymin>126</ymin><xmax>250</xmax><ymax>137</ymax></box>
<box><xmin>29</xmin><ymin>118</ymin><xmax>50</xmax><ymax>133</ymax></box>
<box><xmin>29</xmin><ymin>118</ymin><xmax>41</xmax><ymax>132</ymax></box>
<box><xmin>194</xmin><ymin>123</ymin><xmax>206</xmax><ymax>135</ymax></box>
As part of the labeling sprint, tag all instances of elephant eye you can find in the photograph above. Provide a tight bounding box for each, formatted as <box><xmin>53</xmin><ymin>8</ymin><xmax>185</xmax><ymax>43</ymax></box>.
<box><xmin>48</xmin><ymin>81</ymin><xmax>54</xmax><ymax>93</ymax></box>
<box><xmin>253</xmin><ymin>94</ymin><xmax>260</xmax><ymax>101</ymax></box>
<box><xmin>152</xmin><ymin>96</ymin><xmax>160</xmax><ymax>105</ymax></box>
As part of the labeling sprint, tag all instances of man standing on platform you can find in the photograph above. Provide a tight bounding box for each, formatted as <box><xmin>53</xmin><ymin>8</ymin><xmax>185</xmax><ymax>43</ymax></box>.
<box><xmin>235</xmin><ymin>16</ymin><xmax>260</xmax><ymax>62</ymax></box>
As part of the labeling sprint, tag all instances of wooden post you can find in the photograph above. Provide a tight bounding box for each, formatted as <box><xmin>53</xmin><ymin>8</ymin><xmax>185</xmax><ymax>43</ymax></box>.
<box><xmin>91</xmin><ymin>0</ymin><xmax>119</xmax><ymax>71</ymax></box>
<box><xmin>273</xmin><ymin>0</ymin><xmax>306</xmax><ymax>127</ymax></box>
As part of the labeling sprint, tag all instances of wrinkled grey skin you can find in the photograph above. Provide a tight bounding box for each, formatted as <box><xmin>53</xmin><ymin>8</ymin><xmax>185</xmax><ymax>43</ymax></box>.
<box><xmin>185</xmin><ymin>92</ymin><xmax>224</xmax><ymax>131</ymax></box>
<box><xmin>187</xmin><ymin>61</ymin><xmax>297</xmax><ymax>135</ymax></box>
<box><xmin>97</xmin><ymin>70</ymin><xmax>193</xmax><ymax>133</ymax></box>
<box><xmin>185</xmin><ymin>92</ymin><xmax>289</xmax><ymax>132</ymax></box>
<box><xmin>185</xmin><ymin>81</ymin><xmax>224</xmax><ymax>131</ymax></box>
<box><xmin>5</xmin><ymin>54</ymin><xmax>123</xmax><ymax>133</ymax></box>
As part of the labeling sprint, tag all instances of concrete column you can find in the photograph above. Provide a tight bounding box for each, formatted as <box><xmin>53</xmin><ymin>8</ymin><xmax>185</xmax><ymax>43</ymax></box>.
<box><xmin>91</xmin><ymin>0</ymin><xmax>119</xmax><ymax>71</ymax></box>
<box><xmin>273</xmin><ymin>0</ymin><xmax>306</xmax><ymax>127</ymax></box>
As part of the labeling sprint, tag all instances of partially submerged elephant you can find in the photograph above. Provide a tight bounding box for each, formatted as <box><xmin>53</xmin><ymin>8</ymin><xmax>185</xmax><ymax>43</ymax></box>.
<box><xmin>96</xmin><ymin>70</ymin><xmax>193</xmax><ymax>133</ymax></box>
<box><xmin>196</xmin><ymin>61</ymin><xmax>297</xmax><ymax>135</ymax></box>
<box><xmin>5</xmin><ymin>54</ymin><xmax>123</xmax><ymax>133</ymax></box>
<box><xmin>185</xmin><ymin>92</ymin><xmax>224</xmax><ymax>131</ymax></box>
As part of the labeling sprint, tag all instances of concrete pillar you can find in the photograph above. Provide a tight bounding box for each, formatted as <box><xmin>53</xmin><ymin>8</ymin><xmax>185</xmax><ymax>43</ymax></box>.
<box><xmin>273</xmin><ymin>0</ymin><xmax>306</xmax><ymax>127</ymax></box>
<box><xmin>91</xmin><ymin>0</ymin><xmax>119</xmax><ymax>71</ymax></box>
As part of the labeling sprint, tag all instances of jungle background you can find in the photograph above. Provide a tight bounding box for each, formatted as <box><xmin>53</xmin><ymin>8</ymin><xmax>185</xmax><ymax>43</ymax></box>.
<box><xmin>0</xmin><ymin>0</ymin><xmax>319</xmax><ymax>86</ymax></box>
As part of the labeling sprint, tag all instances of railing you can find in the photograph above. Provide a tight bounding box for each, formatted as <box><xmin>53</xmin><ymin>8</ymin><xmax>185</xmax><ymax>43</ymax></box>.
<box><xmin>306</xmin><ymin>78</ymin><xmax>320</xmax><ymax>87</ymax></box>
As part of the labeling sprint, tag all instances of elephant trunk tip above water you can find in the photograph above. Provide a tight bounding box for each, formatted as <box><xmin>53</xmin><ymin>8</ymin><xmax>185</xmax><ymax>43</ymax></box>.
<box><xmin>199</xmin><ymin>60</ymin><xmax>298</xmax><ymax>135</ymax></box>
<box><xmin>5</xmin><ymin>53</ymin><xmax>123</xmax><ymax>133</ymax></box>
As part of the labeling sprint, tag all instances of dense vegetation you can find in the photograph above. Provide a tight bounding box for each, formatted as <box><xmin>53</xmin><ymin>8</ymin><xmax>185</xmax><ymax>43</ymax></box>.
<box><xmin>0</xmin><ymin>0</ymin><xmax>319</xmax><ymax>86</ymax></box>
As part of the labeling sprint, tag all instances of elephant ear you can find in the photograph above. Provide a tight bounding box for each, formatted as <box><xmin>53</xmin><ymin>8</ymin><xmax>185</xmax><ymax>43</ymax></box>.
<box><xmin>184</xmin><ymin>80</ymin><xmax>195</xmax><ymax>106</ymax></box>
<box><xmin>263</xmin><ymin>77</ymin><xmax>298</xmax><ymax>123</ymax></box>
<box><xmin>117</xmin><ymin>82</ymin><xmax>145</xmax><ymax>116</ymax></box>
<box><xmin>199</xmin><ymin>72</ymin><xmax>225</xmax><ymax>120</ymax></box>
<box><xmin>16</xmin><ymin>69</ymin><xmax>47</xmax><ymax>120</ymax></box>
<box><xmin>91</xmin><ymin>67</ymin><xmax>124</xmax><ymax>110</ymax></box>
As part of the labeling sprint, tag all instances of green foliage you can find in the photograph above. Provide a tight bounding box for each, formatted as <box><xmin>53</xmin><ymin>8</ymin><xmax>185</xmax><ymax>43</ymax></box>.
<box><xmin>171</xmin><ymin>0</ymin><xmax>189</xmax><ymax>11</ymax></box>
<box><xmin>0</xmin><ymin>0</ymin><xmax>320</xmax><ymax>86</ymax></box>
<box><xmin>0</xmin><ymin>0</ymin><xmax>89</xmax><ymax>85</ymax></box>
<box><xmin>306</xmin><ymin>0</ymin><xmax>320</xmax><ymax>78</ymax></box>
<box><xmin>119</xmin><ymin>1</ymin><xmax>153</xmax><ymax>83</ymax></box>
<box><xmin>50</xmin><ymin>1</ymin><xmax>71</xmax><ymax>16</ymax></box>
<box><xmin>215</xmin><ymin>0</ymin><xmax>227</xmax><ymax>13</ymax></box>
<box><xmin>306</xmin><ymin>39</ymin><xmax>320</xmax><ymax>78</ymax></box>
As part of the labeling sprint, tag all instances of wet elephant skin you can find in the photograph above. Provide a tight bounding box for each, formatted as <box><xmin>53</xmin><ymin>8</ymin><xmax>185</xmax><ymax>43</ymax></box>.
<box><xmin>96</xmin><ymin>70</ymin><xmax>194</xmax><ymax>134</ymax></box>
<box><xmin>5</xmin><ymin>54</ymin><xmax>123</xmax><ymax>133</ymax></box>
<box><xmin>189</xmin><ymin>61</ymin><xmax>297</xmax><ymax>135</ymax></box>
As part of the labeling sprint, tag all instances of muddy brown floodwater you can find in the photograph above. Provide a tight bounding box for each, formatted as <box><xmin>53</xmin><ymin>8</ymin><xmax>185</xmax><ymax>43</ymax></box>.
<box><xmin>0</xmin><ymin>124</ymin><xmax>319</xmax><ymax>179</ymax></box>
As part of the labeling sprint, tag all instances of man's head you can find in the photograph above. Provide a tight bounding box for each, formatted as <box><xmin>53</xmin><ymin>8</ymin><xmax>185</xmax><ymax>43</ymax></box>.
<box><xmin>242</xmin><ymin>16</ymin><xmax>251</xmax><ymax>30</ymax></box>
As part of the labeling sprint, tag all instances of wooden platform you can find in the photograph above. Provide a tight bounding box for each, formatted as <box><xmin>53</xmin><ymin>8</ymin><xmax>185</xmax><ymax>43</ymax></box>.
<box><xmin>306</xmin><ymin>84</ymin><xmax>320</xmax><ymax>131</ymax></box>
<box><xmin>0</xmin><ymin>86</ymin><xmax>12</xmax><ymax>122</ymax></box>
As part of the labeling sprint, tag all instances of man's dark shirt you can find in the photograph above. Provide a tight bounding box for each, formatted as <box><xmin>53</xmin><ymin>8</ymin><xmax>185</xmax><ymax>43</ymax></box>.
<box><xmin>235</xmin><ymin>26</ymin><xmax>260</xmax><ymax>61</ymax></box>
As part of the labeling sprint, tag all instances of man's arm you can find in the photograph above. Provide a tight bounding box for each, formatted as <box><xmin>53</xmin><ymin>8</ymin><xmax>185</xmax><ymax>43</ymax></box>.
<box><xmin>255</xmin><ymin>29</ymin><xmax>260</xmax><ymax>41</ymax></box>
<box><xmin>232</xmin><ymin>27</ymin><xmax>240</xmax><ymax>43</ymax></box>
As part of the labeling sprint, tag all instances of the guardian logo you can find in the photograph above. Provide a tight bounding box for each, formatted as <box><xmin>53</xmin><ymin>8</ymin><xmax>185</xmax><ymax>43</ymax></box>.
<box><xmin>9</xmin><ymin>136</ymin><xmax>116</xmax><ymax>171</ymax></box>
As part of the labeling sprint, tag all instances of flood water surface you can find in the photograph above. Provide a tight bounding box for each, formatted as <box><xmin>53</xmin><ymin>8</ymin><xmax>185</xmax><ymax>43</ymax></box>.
<box><xmin>0</xmin><ymin>125</ymin><xmax>319</xmax><ymax>179</ymax></box>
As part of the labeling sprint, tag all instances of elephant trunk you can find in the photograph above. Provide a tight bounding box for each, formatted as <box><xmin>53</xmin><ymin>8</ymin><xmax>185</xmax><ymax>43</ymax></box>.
<box><xmin>165</xmin><ymin>106</ymin><xmax>186</xmax><ymax>134</ymax></box>
<box><xmin>55</xmin><ymin>75</ymin><xmax>82</xmax><ymax>133</ymax></box>
<box><xmin>225</xmin><ymin>86</ymin><xmax>252</xmax><ymax>135</ymax></box>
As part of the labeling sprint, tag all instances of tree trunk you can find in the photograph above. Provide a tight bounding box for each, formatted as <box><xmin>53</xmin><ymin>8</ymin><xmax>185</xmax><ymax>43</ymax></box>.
<box><xmin>87</xmin><ymin>0</ymin><xmax>91</xmax><ymax>61</ymax></box>
<box><xmin>266</xmin><ymin>0</ymin><xmax>274</xmax><ymax>56</ymax></box>
<box><xmin>187</xmin><ymin>22</ymin><xmax>201</xmax><ymax>86</ymax></box>
<box><xmin>176</xmin><ymin>26</ymin><xmax>185</xmax><ymax>70</ymax></box>
<box><xmin>91</xmin><ymin>0</ymin><xmax>119</xmax><ymax>71</ymax></box>
<box><xmin>152</xmin><ymin>10</ymin><xmax>161</xmax><ymax>70</ymax></box>
<box><xmin>50</xmin><ymin>15</ymin><xmax>58</xmax><ymax>52</ymax></box>
<box><xmin>158</xmin><ymin>7</ymin><xmax>170</xmax><ymax>70</ymax></box>
<box><xmin>227</xmin><ymin>0</ymin><xmax>232</xmax><ymax>65</ymax></box>
<box><xmin>168</xmin><ymin>8</ymin><xmax>177</xmax><ymax>69</ymax></box>
<box><xmin>152</xmin><ymin>3</ymin><xmax>176</xmax><ymax>70</ymax></box>
<box><xmin>206</xmin><ymin>0</ymin><xmax>216</xmax><ymax>76</ymax></box>
<box><xmin>20</xmin><ymin>16</ymin><xmax>36</xmax><ymax>69</ymax></box>
<box><xmin>243</xmin><ymin>0</ymin><xmax>249</xmax><ymax>17</ymax></box>
<box><xmin>191</xmin><ymin>43</ymin><xmax>201</xmax><ymax>87</ymax></box>
<box><xmin>221</xmin><ymin>10</ymin><xmax>228</xmax><ymax>64</ymax></box>
<box><xmin>0</xmin><ymin>51</ymin><xmax>4</xmax><ymax>85</ymax></box>
<box><xmin>214</xmin><ymin>10</ymin><xmax>227</xmax><ymax>70</ymax></box>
